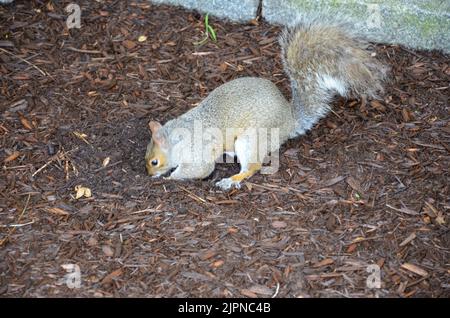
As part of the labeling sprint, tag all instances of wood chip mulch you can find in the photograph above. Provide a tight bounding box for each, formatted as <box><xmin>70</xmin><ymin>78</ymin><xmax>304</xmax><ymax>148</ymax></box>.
<box><xmin>0</xmin><ymin>0</ymin><xmax>449</xmax><ymax>297</ymax></box>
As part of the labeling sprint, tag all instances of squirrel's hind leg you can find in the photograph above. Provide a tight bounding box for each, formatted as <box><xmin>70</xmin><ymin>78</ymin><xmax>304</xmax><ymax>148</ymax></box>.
<box><xmin>216</xmin><ymin>136</ymin><xmax>262</xmax><ymax>191</ymax></box>
<box><xmin>216</xmin><ymin>163</ymin><xmax>262</xmax><ymax>190</ymax></box>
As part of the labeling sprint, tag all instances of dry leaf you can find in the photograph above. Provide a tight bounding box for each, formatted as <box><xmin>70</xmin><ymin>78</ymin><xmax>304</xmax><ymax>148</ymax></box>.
<box><xmin>74</xmin><ymin>185</ymin><xmax>92</xmax><ymax>199</ymax></box>
<box><xmin>211</xmin><ymin>260</ymin><xmax>224</xmax><ymax>268</ymax></box>
<box><xmin>4</xmin><ymin>151</ymin><xmax>20</xmax><ymax>163</ymax></box>
<box><xmin>102</xmin><ymin>157</ymin><xmax>110</xmax><ymax>167</ymax></box>
<box><xmin>326</xmin><ymin>120</ymin><xmax>338</xmax><ymax>129</ymax></box>
<box><xmin>84</xmin><ymin>187</ymin><xmax>92</xmax><ymax>197</ymax></box>
<box><xmin>102</xmin><ymin>268</ymin><xmax>122</xmax><ymax>285</ymax></box>
<box><xmin>424</xmin><ymin>201</ymin><xmax>445</xmax><ymax>225</ymax></box>
<box><xmin>199</xmin><ymin>250</ymin><xmax>217</xmax><ymax>261</ymax></box>
<box><xmin>46</xmin><ymin>2</ymin><xmax>54</xmax><ymax>11</ymax></box>
<box><xmin>249</xmin><ymin>18</ymin><xmax>259</xmax><ymax>26</ymax></box>
<box><xmin>272</xmin><ymin>221</ymin><xmax>287</xmax><ymax>229</ymax></box>
<box><xmin>102</xmin><ymin>245</ymin><xmax>114</xmax><ymax>257</ymax></box>
<box><xmin>87</xmin><ymin>237</ymin><xmax>98</xmax><ymax>246</ymax></box>
<box><xmin>19</xmin><ymin>116</ymin><xmax>33</xmax><ymax>130</ymax></box>
<box><xmin>47</xmin><ymin>207</ymin><xmax>69</xmax><ymax>216</ymax></box>
<box><xmin>75</xmin><ymin>187</ymin><xmax>84</xmax><ymax>199</ymax></box>
<box><xmin>73</xmin><ymin>131</ymin><xmax>87</xmax><ymax>139</ymax></box>
<box><xmin>370</xmin><ymin>100</ymin><xmax>386</xmax><ymax>111</ymax></box>
<box><xmin>219</xmin><ymin>62</ymin><xmax>228</xmax><ymax>72</ymax></box>
<box><xmin>123</xmin><ymin>40</ymin><xmax>136</xmax><ymax>49</ymax></box>
<box><xmin>352</xmin><ymin>236</ymin><xmax>366</xmax><ymax>243</ymax></box>
<box><xmin>435</xmin><ymin>215</ymin><xmax>446</xmax><ymax>225</ymax></box>
<box><xmin>346</xmin><ymin>243</ymin><xmax>358</xmax><ymax>253</ymax></box>
<box><xmin>402</xmin><ymin>108</ymin><xmax>412</xmax><ymax>122</ymax></box>
<box><xmin>227</xmin><ymin>227</ymin><xmax>238</xmax><ymax>234</ymax></box>
<box><xmin>313</xmin><ymin>258</ymin><xmax>334</xmax><ymax>268</ymax></box>
<box><xmin>73</xmin><ymin>131</ymin><xmax>90</xmax><ymax>145</ymax></box>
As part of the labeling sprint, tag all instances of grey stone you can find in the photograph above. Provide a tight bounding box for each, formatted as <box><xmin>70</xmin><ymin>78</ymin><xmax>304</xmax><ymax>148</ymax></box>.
<box><xmin>262</xmin><ymin>0</ymin><xmax>450</xmax><ymax>53</ymax></box>
<box><xmin>150</xmin><ymin>0</ymin><xmax>260</xmax><ymax>21</ymax></box>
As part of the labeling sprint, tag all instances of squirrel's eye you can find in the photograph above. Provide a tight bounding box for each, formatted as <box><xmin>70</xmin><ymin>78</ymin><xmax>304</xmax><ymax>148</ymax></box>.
<box><xmin>151</xmin><ymin>159</ymin><xmax>158</xmax><ymax>166</ymax></box>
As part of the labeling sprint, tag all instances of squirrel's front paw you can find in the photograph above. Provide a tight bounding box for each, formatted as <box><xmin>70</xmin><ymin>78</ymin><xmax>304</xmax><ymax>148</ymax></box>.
<box><xmin>216</xmin><ymin>178</ymin><xmax>241</xmax><ymax>191</ymax></box>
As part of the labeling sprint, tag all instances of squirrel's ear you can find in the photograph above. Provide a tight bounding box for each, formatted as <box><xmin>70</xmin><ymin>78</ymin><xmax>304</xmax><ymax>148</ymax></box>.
<box><xmin>148</xmin><ymin>121</ymin><xmax>162</xmax><ymax>134</ymax></box>
<box><xmin>148</xmin><ymin>121</ymin><xmax>167</xmax><ymax>147</ymax></box>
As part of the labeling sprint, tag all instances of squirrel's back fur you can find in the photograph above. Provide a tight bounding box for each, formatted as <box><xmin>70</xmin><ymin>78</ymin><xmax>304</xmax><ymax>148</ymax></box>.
<box><xmin>162</xmin><ymin>77</ymin><xmax>295</xmax><ymax>158</ymax></box>
<box><xmin>280</xmin><ymin>14</ymin><xmax>388</xmax><ymax>135</ymax></box>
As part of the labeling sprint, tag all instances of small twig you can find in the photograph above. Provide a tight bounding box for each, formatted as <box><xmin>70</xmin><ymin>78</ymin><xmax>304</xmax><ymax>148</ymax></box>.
<box><xmin>271</xmin><ymin>282</ymin><xmax>280</xmax><ymax>298</ymax></box>
<box><xmin>106</xmin><ymin>215</ymin><xmax>152</xmax><ymax>227</ymax></box>
<box><xmin>246</xmin><ymin>182</ymin><xmax>289</xmax><ymax>193</ymax></box>
<box><xmin>3</xmin><ymin>165</ymin><xmax>32</xmax><ymax>170</ymax></box>
<box><xmin>399</xmin><ymin>232</ymin><xmax>417</xmax><ymax>247</ymax></box>
<box><xmin>122</xmin><ymin>264</ymin><xmax>151</xmax><ymax>268</ymax></box>
<box><xmin>0</xmin><ymin>47</ymin><xmax>48</xmax><ymax>76</ymax></box>
<box><xmin>400</xmin><ymin>46</ymin><xmax>423</xmax><ymax>59</ymax></box>
<box><xmin>406</xmin><ymin>276</ymin><xmax>428</xmax><ymax>288</ymax></box>
<box><xmin>65</xmin><ymin>47</ymin><xmax>102</xmax><ymax>54</ymax></box>
<box><xmin>178</xmin><ymin>186</ymin><xmax>207</xmax><ymax>203</ymax></box>
<box><xmin>91</xmin><ymin>56</ymin><xmax>115</xmax><ymax>62</ymax></box>
<box><xmin>386</xmin><ymin>204</ymin><xmax>419</xmax><ymax>215</ymax></box>
<box><xmin>346</xmin><ymin>236</ymin><xmax>383</xmax><ymax>245</ymax></box>
<box><xmin>191</xmin><ymin>51</ymin><xmax>214</xmax><ymax>56</ymax></box>
<box><xmin>330</xmin><ymin>108</ymin><xmax>342</xmax><ymax>119</ymax></box>
<box><xmin>32</xmin><ymin>152</ymin><xmax>60</xmax><ymax>177</ymax></box>
<box><xmin>129</xmin><ymin>208</ymin><xmax>162</xmax><ymax>215</ymax></box>
<box><xmin>0</xmin><ymin>194</ymin><xmax>31</xmax><ymax>247</ymax></box>
<box><xmin>1</xmin><ymin>220</ymin><xmax>34</xmax><ymax>228</ymax></box>
<box><xmin>32</xmin><ymin>147</ymin><xmax>78</xmax><ymax>177</ymax></box>
<box><xmin>94</xmin><ymin>160</ymin><xmax>122</xmax><ymax>172</ymax></box>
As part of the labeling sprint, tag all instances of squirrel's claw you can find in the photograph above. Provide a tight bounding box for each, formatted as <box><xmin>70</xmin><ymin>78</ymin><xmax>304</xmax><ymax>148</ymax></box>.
<box><xmin>216</xmin><ymin>178</ymin><xmax>241</xmax><ymax>191</ymax></box>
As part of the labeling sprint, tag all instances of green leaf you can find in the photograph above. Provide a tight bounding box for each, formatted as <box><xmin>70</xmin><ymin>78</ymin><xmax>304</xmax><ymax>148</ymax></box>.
<box><xmin>193</xmin><ymin>35</ymin><xmax>208</xmax><ymax>46</ymax></box>
<box><xmin>204</xmin><ymin>13</ymin><xmax>209</xmax><ymax>28</ymax></box>
<box><xmin>207</xmin><ymin>25</ymin><xmax>217</xmax><ymax>41</ymax></box>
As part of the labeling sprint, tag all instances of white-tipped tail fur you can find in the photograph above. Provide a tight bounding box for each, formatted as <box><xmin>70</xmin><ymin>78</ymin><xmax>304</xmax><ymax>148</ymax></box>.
<box><xmin>280</xmin><ymin>14</ymin><xmax>389</xmax><ymax>136</ymax></box>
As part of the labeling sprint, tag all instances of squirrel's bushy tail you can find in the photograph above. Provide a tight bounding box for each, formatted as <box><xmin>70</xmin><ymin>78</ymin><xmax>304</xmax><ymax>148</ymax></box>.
<box><xmin>280</xmin><ymin>15</ymin><xmax>389</xmax><ymax>135</ymax></box>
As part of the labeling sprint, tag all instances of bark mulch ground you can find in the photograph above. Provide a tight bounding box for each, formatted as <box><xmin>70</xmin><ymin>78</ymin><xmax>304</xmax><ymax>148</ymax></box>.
<box><xmin>0</xmin><ymin>0</ymin><xmax>449</xmax><ymax>297</ymax></box>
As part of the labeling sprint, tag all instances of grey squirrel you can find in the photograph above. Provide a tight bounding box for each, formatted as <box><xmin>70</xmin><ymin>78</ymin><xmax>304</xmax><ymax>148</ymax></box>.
<box><xmin>145</xmin><ymin>15</ymin><xmax>388</xmax><ymax>190</ymax></box>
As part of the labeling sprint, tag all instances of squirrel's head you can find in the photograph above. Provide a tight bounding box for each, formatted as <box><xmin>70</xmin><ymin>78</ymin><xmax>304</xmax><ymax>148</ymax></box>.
<box><xmin>145</xmin><ymin>121</ymin><xmax>172</xmax><ymax>177</ymax></box>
